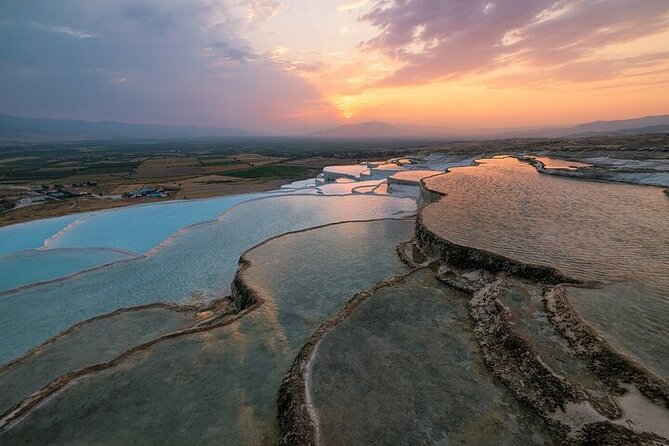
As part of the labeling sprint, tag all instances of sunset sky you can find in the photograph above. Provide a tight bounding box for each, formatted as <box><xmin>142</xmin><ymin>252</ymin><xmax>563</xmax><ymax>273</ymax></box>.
<box><xmin>1</xmin><ymin>0</ymin><xmax>669</xmax><ymax>133</ymax></box>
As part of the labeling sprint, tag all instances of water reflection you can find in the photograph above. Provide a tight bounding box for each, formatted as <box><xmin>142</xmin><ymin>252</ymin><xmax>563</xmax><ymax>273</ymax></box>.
<box><xmin>422</xmin><ymin>157</ymin><xmax>668</xmax><ymax>378</ymax></box>
<box><xmin>0</xmin><ymin>248</ymin><xmax>137</xmax><ymax>292</ymax></box>
<box><xmin>531</xmin><ymin>156</ymin><xmax>591</xmax><ymax>170</ymax></box>
<box><xmin>423</xmin><ymin>157</ymin><xmax>668</xmax><ymax>288</ymax></box>
<box><xmin>310</xmin><ymin>269</ymin><xmax>553</xmax><ymax>445</ymax></box>
<box><xmin>0</xmin><ymin>194</ymin><xmax>415</xmax><ymax>364</ymax></box>
<box><xmin>1</xmin><ymin>220</ymin><xmax>412</xmax><ymax>446</ymax></box>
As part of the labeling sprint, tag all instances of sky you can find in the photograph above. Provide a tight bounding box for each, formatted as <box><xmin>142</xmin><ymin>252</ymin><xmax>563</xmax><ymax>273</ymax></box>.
<box><xmin>1</xmin><ymin>0</ymin><xmax>669</xmax><ymax>133</ymax></box>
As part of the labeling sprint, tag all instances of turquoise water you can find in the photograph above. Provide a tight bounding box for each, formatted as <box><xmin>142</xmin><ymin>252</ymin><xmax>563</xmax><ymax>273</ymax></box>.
<box><xmin>0</xmin><ymin>194</ymin><xmax>415</xmax><ymax>364</ymax></box>
<box><xmin>0</xmin><ymin>248</ymin><xmax>137</xmax><ymax>292</ymax></box>
<box><xmin>0</xmin><ymin>186</ymin><xmax>407</xmax><ymax>291</ymax></box>
<box><xmin>43</xmin><ymin>193</ymin><xmax>269</xmax><ymax>253</ymax></box>
<box><xmin>1</xmin><ymin>220</ymin><xmax>412</xmax><ymax>445</ymax></box>
<box><xmin>0</xmin><ymin>215</ymin><xmax>79</xmax><ymax>255</ymax></box>
<box><xmin>0</xmin><ymin>161</ymin><xmax>433</xmax><ymax>292</ymax></box>
<box><xmin>0</xmin><ymin>194</ymin><xmax>269</xmax><ymax>290</ymax></box>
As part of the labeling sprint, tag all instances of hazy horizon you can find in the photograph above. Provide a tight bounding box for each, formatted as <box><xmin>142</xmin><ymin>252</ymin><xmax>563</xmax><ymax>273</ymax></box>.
<box><xmin>2</xmin><ymin>1</ymin><xmax>669</xmax><ymax>133</ymax></box>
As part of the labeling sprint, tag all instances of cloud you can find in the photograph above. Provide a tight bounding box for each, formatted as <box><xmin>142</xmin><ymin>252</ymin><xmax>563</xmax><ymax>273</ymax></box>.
<box><xmin>239</xmin><ymin>0</ymin><xmax>285</xmax><ymax>26</ymax></box>
<box><xmin>339</xmin><ymin>0</ymin><xmax>370</xmax><ymax>12</ymax></box>
<box><xmin>206</xmin><ymin>40</ymin><xmax>257</xmax><ymax>63</ymax></box>
<box><xmin>0</xmin><ymin>0</ymin><xmax>337</xmax><ymax>131</ymax></box>
<box><xmin>33</xmin><ymin>22</ymin><xmax>98</xmax><ymax>39</ymax></box>
<box><xmin>486</xmin><ymin>51</ymin><xmax>669</xmax><ymax>88</ymax></box>
<box><xmin>119</xmin><ymin>1</ymin><xmax>178</xmax><ymax>35</ymax></box>
<box><xmin>360</xmin><ymin>0</ymin><xmax>669</xmax><ymax>86</ymax></box>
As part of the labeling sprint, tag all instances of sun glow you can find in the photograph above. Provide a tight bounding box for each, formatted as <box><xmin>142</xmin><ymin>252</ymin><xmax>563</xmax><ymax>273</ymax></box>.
<box><xmin>4</xmin><ymin>0</ymin><xmax>668</xmax><ymax>131</ymax></box>
<box><xmin>265</xmin><ymin>1</ymin><xmax>669</xmax><ymax>129</ymax></box>
<box><xmin>332</xmin><ymin>95</ymin><xmax>361</xmax><ymax>121</ymax></box>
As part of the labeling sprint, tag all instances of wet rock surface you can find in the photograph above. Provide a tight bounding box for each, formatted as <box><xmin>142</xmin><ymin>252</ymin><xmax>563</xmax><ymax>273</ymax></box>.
<box><xmin>576</xmin><ymin>422</ymin><xmax>669</xmax><ymax>446</ymax></box>
<box><xmin>416</xmin><ymin>213</ymin><xmax>575</xmax><ymax>285</ymax></box>
<box><xmin>278</xmin><ymin>274</ymin><xmax>409</xmax><ymax>446</ymax></box>
<box><xmin>0</xmin><ymin>297</ymin><xmax>239</xmax><ymax>433</ymax></box>
<box><xmin>469</xmin><ymin>277</ymin><xmax>583</xmax><ymax>419</ymax></box>
<box><xmin>287</xmin><ymin>269</ymin><xmax>554</xmax><ymax>446</ymax></box>
<box><xmin>517</xmin><ymin>154</ymin><xmax>669</xmax><ymax>188</ymax></box>
<box><xmin>0</xmin><ymin>299</ymin><xmax>229</xmax><ymax>416</ymax></box>
<box><xmin>413</xmin><ymin>164</ymin><xmax>669</xmax><ymax>444</ymax></box>
<box><xmin>545</xmin><ymin>285</ymin><xmax>669</xmax><ymax>406</ymax></box>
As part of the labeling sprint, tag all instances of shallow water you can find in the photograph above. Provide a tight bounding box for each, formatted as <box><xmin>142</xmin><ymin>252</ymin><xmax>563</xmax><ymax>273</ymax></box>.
<box><xmin>389</xmin><ymin>169</ymin><xmax>442</xmax><ymax>183</ymax></box>
<box><xmin>532</xmin><ymin>156</ymin><xmax>591</xmax><ymax>170</ymax></box>
<box><xmin>0</xmin><ymin>194</ymin><xmax>415</xmax><ymax>364</ymax></box>
<box><xmin>0</xmin><ymin>214</ymin><xmax>79</xmax><ymax>255</ymax></box>
<box><xmin>0</xmin><ymin>248</ymin><xmax>137</xmax><ymax>292</ymax></box>
<box><xmin>566</xmin><ymin>282</ymin><xmax>669</xmax><ymax>380</ymax></box>
<box><xmin>1</xmin><ymin>220</ymin><xmax>412</xmax><ymax>445</ymax></box>
<box><xmin>497</xmin><ymin>277</ymin><xmax>615</xmax><ymax>413</ymax></box>
<box><xmin>423</xmin><ymin>158</ymin><xmax>668</xmax><ymax>287</ymax></box>
<box><xmin>583</xmin><ymin>157</ymin><xmax>669</xmax><ymax>171</ymax></box>
<box><xmin>323</xmin><ymin>164</ymin><xmax>369</xmax><ymax>179</ymax></box>
<box><xmin>529</xmin><ymin>156</ymin><xmax>669</xmax><ymax>187</ymax></box>
<box><xmin>317</xmin><ymin>179</ymin><xmax>384</xmax><ymax>195</ymax></box>
<box><xmin>280</xmin><ymin>178</ymin><xmax>317</xmax><ymax>190</ymax></box>
<box><xmin>0</xmin><ymin>305</ymin><xmax>198</xmax><ymax>415</ymax></box>
<box><xmin>424</xmin><ymin>153</ymin><xmax>479</xmax><ymax>171</ymax></box>
<box><xmin>310</xmin><ymin>269</ymin><xmax>553</xmax><ymax>445</ymax></box>
<box><xmin>366</xmin><ymin>163</ymin><xmax>407</xmax><ymax>180</ymax></box>
<box><xmin>422</xmin><ymin>157</ymin><xmax>669</xmax><ymax>379</ymax></box>
<box><xmin>43</xmin><ymin>193</ymin><xmax>268</xmax><ymax>253</ymax></box>
<box><xmin>0</xmin><ymin>194</ymin><xmax>270</xmax><ymax>289</ymax></box>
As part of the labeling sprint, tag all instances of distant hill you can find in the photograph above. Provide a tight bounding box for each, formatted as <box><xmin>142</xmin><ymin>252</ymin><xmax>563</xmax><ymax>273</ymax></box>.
<box><xmin>562</xmin><ymin>115</ymin><xmax>669</xmax><ymax>136</ymax></box>
<box><xmin>2</xmin><ymin>113</ymin><xmax>668</xmax><ymax>142</ymax></box>
<box><xmin>0</xmin><ymin>114</ymin><xmax>258</xmax><ymax>141</ymax></box>
<box><xmin>496</xmin><ymin>115</ymin><xmax>669</xmax><ymax>139</ymax></box>
<box><xmin>614</xmin><ymin>124</ymin><xmax>669</xmax><ymax>135</ymax></box>
<box><xmin>307</xmin><ymin>121</ymin><xmax>408</xmax><ymax>138</ymax></box>
<box><xmin>306</xmin><ymin>115</ymin><xmax>669</xmax><ymax>139</ymax></box>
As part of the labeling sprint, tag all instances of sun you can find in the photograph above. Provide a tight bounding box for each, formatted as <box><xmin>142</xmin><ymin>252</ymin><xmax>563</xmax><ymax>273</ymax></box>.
<box><xmin>333</xmin><ymin>95</ymin><xmax>357</xmax><ymax>121</ymax></box>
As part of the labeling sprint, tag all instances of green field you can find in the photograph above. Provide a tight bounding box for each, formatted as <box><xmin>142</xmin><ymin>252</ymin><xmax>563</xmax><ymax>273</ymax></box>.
<box><xmin>200</xmin><ymin>160</ymin><xmax>243</xmax><ymax>167</ymax></box>
<box><xmin>223</xmin><ymin>165</ymin><xmax>310</xmax><ymax>179</ymax></box>
<box><xmin>0</xmin><ymin>160</ymin><xmax>139</xmax><ymax>181</ymax></box>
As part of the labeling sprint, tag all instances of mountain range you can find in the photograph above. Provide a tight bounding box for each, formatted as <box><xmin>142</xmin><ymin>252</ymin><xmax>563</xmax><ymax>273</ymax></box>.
<box><xmin>1</xmin><ymin>113</ymin><xmax>668</xmax><ymax>142</ymax></box>
<box><xmin>0</xmin><ymin>114</ymin><xmax>259</xmax><ymax>141</ymax></box>
<box><xmin>307</xmin><ymin>115</ymin><xmax>669</xmax><ymax>139</ymax></box>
